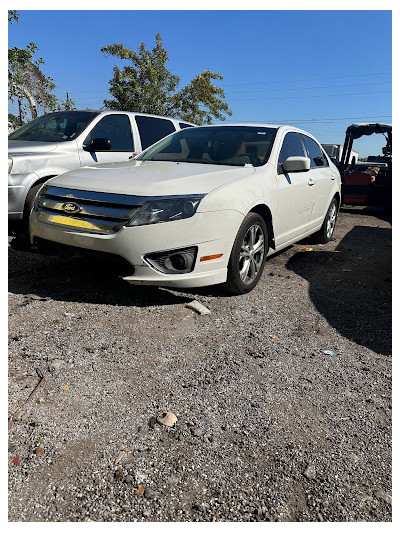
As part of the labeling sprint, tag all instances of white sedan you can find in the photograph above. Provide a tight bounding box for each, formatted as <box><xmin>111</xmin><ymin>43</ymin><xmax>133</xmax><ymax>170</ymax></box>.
<box><xmin>30</xmin><ymin>124</ymin><xmax>341</xmax><ymax>294</ymax></box>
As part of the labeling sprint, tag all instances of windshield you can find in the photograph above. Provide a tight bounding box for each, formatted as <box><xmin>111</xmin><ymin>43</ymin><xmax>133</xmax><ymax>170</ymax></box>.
<box><xmin>137</xmin><ymin>125</ymin><xmax>278</xmax><ymax>167</ymax></box>
<box><xmin>8</xmin><ymin>111</ymin><xmax>99</xmax><ymax>142</ymax></box>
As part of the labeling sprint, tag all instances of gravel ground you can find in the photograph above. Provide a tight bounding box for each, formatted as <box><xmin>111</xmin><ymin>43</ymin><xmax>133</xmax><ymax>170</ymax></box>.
<box><xmin>8</xmin><ymin>206</ymin><xmax>392</xmax><ymax>522</ymax></box>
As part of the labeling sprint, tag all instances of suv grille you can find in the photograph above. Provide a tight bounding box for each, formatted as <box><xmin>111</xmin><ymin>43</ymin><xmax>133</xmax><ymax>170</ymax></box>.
<box><xmin>35</xmin><ymin>185</ymin><xmax>145</xmax><ymax>234</ymax></box>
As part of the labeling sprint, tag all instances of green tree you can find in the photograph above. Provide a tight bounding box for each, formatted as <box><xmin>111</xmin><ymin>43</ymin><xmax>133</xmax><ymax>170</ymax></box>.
<box><xmin>8</xmin><ymin>113</ymin><xmax>20</xmax><ymax>130</ymax></box>
<box><xmin>101</xmin><ymin>34</ymin><xmax>231</xmax><ymax>125</ymax></box>
<box><xmin>57</xmin><ymin>93</ymin><xmax>77</xmax><ymax>111</ymax></box>
<box><xmin>8</xmin><ymin>10</ymin><xmax>19</xmax><ymax>23</ymax></box>
<box><xmin>8</xmin><ymin>10</ymin><xmax>67</xmax><ymax>121</ymax></box>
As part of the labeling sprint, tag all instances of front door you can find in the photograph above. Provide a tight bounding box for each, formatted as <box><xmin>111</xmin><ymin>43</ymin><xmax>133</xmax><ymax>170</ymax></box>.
<box><xmin>300</xmin><ymin>134</ymin><xmax>335</xmax><ymax>230</ymax></box>
<box><xmin>77</xmin><ymin>113</ymin><xmax>135</xmax><ymax>167</ymax></box>
<box><xmin>274</xmin><ymin>131</ymin><xmax>315</xmax><ymax>246</ymax></box>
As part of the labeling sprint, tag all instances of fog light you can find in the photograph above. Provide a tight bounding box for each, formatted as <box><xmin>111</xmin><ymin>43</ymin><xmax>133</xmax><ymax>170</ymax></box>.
<box><xmin>144</xmin><ymin>246</ymin><xmax>197</xmax><ymax>274</ymax></box>
<box><xmin>169</xmin><ymin>253</ymin><xmax>189</xmax><ymax>271</ymax></box>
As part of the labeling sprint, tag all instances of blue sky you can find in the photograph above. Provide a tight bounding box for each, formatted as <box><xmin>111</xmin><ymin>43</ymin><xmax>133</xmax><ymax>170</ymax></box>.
<box><xmin>8</xmin><ymin>10</ymin><xmax>392</xmax><ymax>157</ymax></box>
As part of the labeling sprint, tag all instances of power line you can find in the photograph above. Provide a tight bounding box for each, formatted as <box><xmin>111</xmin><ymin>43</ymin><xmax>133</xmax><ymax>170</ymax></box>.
<box><xmin>229</xmin><ymin>90</ymin><xmax>391</xmax><ymax>102</ymax></box>
<box><xmin>69</xmin><ymin>80</ymin><xmax>392</xmax><ymax>98</ymax></box>
<box><xmin>223</xmin><ymin>72</ymin><xmax>392</xmax><ymax>87</ymax></box>
<box><xmin>223</xmin><ymin>115</ymin><xmax>391</xmax><ymax>124</ymax></box>
<box><xmin>65</xmin><ymin>72</ymin><xmax>392</xmax><ymax>95</ymax></box>
<box><xmin>226</xmin><ymin>81</ymin><xmax>391</xmax><ymax>95</ymax></box>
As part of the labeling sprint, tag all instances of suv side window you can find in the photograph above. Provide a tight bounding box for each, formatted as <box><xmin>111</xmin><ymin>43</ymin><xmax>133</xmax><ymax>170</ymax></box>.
<box><xmin>278</xmin><ymin>132</ymin><xmax>306</xmax><ymax>173</ymax></box>
<box><xmin>135</xmin><ymin>116</ymin><xmax>176</xmax><ymax>150</ymax></box>
<box><xmin>300</xmin><ymin>134</ymin><xmax>328</xmax><ymax>168</ymax></box>
<box><xmin>179</xmin><ymin>122</ymin><xmax>195</xmax><ymax>129</ymax></box>
<box><xmin>85</xmin><ymin>114</ymin><xmax>133</xmax><ymax>151</ymax></box>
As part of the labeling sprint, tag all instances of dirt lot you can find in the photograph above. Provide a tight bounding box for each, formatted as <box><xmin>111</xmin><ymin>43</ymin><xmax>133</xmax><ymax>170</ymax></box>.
<box><xmin>8</xmin><ymin>207</ymin><xmax>392</xmax><ymax>522</ymax></box>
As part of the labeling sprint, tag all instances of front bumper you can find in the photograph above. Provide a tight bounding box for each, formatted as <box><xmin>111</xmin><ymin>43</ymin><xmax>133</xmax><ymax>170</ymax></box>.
<box><xmin>29</xmin><ymin>209</ymin><xmax>244</xmax><ymax>288</ymax></box>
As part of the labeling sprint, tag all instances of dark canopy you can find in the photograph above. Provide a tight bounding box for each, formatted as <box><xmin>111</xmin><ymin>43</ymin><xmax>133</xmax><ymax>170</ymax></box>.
<box><xmin>345</xmin><ymin>123</ymin><xmax>392</xmax><ymax>140</ymax></box>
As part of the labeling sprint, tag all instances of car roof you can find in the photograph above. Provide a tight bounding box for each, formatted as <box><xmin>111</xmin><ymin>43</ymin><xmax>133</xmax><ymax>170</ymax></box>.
<box><xmin>94</xmin><ymin>110</ymin><xmax>196</xmax><ymax>124</ymax></box>
<box><xmin>199</xmin><ymin>123</ymin><xmax>319</xmax><ymax>138</ymax></box>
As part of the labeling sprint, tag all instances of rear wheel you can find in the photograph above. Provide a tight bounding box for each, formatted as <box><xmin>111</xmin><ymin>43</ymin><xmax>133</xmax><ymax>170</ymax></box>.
<box><xmin>224</xmin><ymin>212</ymin><xmax>268</xmax><ymax>294</ymax></box>
<box><xmin>312</xmin><ymin>197</ymin><xmax>338</xmax><ymax>244</ymax></box>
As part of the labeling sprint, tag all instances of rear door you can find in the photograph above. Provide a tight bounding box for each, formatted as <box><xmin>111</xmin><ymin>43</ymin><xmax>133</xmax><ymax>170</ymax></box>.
<box><xmin>300</xmin><ymin>134</ymin><xmax>336</xmax><ymax>230</ymax></box>
<box><xmin>134</xmin><ymin>115</ymin><xmax>177</xmax><ymax>152</ymax></box>
<box><xmin>274</xmin><ymin>131</ymin><xmax>314</xmax><ymax>246</ymax></box>
<box><xmin>78</xmin><ymin>113</ymin><xmax>135</xmax><ymax>166</ymax></box>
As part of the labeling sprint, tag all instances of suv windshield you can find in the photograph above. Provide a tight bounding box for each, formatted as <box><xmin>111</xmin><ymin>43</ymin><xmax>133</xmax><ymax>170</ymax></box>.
<box><xmin>137</xmin><ymin>125</ymin><xmax>278</xmax><ymax>167</ymax></box>
<box><xmin>8</xmin><ymin>111</ymin><xmax>99</xmax><ymax>142</ymax></box>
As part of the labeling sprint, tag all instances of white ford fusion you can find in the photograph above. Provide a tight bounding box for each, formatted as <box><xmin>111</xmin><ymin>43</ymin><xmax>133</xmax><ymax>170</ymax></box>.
<box><xmin>30</xmin><ymin>124</ymin><xmax>341</xmax><ymax>294</ymax></box>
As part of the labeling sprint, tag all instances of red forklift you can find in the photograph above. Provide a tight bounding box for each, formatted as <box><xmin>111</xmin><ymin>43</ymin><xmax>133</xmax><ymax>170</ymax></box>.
<box><xmin>339</xmin><ymin>123</ymin><xmax>392</xmax><ymax>213</ymax></box>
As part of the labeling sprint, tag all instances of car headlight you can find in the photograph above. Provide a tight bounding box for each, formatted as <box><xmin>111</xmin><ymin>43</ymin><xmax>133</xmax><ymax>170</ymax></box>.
<box><xmin>8</xmin><ymin>158</ymin><xmax>13</xmax><ymax>174</ymax></box>
<box><xmin>126</xmin><ymin>196</ymin><xmax>204</xmax><ymax>227</ymax></box>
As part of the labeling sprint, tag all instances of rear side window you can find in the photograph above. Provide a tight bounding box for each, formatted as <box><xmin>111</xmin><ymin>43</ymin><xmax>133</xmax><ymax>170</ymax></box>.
<box><xmin>135</xmin><ymin>116</ymin><xmax>176</xmax><ymax>150</ymax></box>
<box><xmin>85</xmin><ymin>114</ymin><xmax>133</xmax><ymax>151</ymax></box>
<box><xmin>179</xmin><ymin>122</ymin><xmax>195</xmax><ymax>129</ymax></box>
<box><xmin>278</xmin><ymin>132</ymin><xmax>305</xmax><ymax>172</ymax></box>
<box><xmin>300</xmin><ymin>134</ymin><xmax>328</xmax><ymax>168</ymax></box>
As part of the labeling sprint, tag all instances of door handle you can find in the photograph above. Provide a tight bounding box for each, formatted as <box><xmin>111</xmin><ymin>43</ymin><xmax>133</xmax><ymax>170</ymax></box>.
<box><xmin>308</xmin><ymin>178</ymin><xmax>315</xmax><ymax>186</ymax></box>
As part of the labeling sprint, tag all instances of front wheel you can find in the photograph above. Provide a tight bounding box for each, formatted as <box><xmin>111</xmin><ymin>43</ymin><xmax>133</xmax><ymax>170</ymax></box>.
<box><xmin>224</xmin><ymin>212</ymin><xmax>268</xmax><ymax>295</ymax></box>
<box><xmin>313</xmin><ymin>197</ymin><xmax>338</xmax><ymax>244</ymax></box>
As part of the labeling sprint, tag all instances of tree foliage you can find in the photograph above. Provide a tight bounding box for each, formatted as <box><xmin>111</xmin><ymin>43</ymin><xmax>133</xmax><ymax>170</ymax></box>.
<box><xmin>101</xmin><ymin>34</ymin><xmax>231</xmax><ymax>124</ymax></box>
<box><xmin>8</xmin><ymin>10</ymin><xmax>72</xmax><ymax>122</ymax></box>
<box><xmin>57</xmin><ymin>95</ymin><xmax>77</xmax><ymax>111</ymax></box>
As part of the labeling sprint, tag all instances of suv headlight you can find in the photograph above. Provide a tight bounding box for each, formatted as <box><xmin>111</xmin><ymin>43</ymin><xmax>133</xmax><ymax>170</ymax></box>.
<box><xmin>8</xmin><ymin>158</ymin><xmax>13</xmax><ymax>174</ymax></box>
<box><xmin>126</xmin><ymin>196</ymin><xmax>204</xmax><ymax>227</ymax></box>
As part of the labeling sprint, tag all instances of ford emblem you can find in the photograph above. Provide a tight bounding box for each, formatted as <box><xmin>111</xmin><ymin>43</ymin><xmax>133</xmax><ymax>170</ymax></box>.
<box><xmin>62</xmin><ymin>202</ymin><xmax>82</xmax><ymax>214</ymax></box>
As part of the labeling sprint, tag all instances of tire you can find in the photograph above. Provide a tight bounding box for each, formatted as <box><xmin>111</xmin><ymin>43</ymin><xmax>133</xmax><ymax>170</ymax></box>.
<box><xmin>312</xmin><ymin>197</ymin><xmax>338</xmax><ymax>244</ymax></box>
<box><xmin>21</xmin><ymin>182</ymin><xmax>45</xmax><ymax>231</ymax></box>
<box><xmin>224</xmin><ymin>212</ymin><xmax>268</xmax><ymax>295</ymax></box>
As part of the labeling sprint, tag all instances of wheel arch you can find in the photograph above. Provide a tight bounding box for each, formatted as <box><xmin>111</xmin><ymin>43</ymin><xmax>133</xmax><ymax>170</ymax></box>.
<box><xmin>25</xmin><ymin>175</ymin><xmax>56</xmax><ymax>203</ymax></box>
<box><xmin>247</xmin><ymin>203</ymin><xmax>276</xmax><ymax>250</ymax></box>
<box><xmin>23</xmin><ymin>175</ymin><xmax>57</xmax><ymax>219</ymax></box>
<box><xmin>333</xmin><ymin>190</ymin><xmax>341</xmax><ymax>207</ymax></box>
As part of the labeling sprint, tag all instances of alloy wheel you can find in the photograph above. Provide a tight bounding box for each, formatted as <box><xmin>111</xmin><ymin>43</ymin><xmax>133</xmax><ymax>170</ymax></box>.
<box><xmin>326</xmin><ymin>202</ymin><xmax>337</xmax><ymax>239</ymax></box>
<box><xmin>238</xmin><ymin>224</ymin><xmax>265</xmax><ymax>285</ymax></box>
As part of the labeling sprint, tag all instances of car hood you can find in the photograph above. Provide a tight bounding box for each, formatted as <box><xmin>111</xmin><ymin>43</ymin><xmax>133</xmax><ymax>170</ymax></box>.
<box><xmin>8</xmin><ymin>140</ymin><xmax>60</xmax><ymax>156</ymax></box>
<box><xmin>47</xmin><ymin>160</ymin><xmax>256</xmax><ymax>196</ymax></box>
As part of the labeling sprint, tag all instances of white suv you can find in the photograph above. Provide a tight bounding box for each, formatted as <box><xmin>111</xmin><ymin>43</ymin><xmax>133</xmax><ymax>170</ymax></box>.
<box><xmin>8</xmin><ymin>110</ymin><xmax>195</xmax><ymax>225</ymax></box>
<box><xmin>30</xmin><ymin>124</ymin><xmax>341</xmax><ymax>294</ymax></box>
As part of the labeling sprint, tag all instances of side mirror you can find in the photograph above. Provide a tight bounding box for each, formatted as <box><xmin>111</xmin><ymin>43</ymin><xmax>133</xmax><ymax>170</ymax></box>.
<box><xmin>83</xmin><ymin>137</ymin><xmax>112</xmax><ymax>152</ymax></box>
<box><xmin>281</xmin><ymin>156</ymin><xmax>310</xmax><ymax>173</ymax></box>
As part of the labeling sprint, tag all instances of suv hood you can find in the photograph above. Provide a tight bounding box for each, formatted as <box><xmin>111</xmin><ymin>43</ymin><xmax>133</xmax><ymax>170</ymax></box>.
<box><xmin>8</xmin><ymin>140</ymin><xmax>60</xmax><ymax>156</ymax></box>
<box><xmin>47</xmin><ymin>160</ymin><xmax>255</xmax><ymax>196</ymax></box>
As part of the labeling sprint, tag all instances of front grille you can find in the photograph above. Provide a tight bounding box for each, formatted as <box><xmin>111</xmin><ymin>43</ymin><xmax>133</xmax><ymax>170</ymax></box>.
<box><xmin>35</xmin><ymin>185</ymin><xmax>145</xmax><ymax>235</ymax></box>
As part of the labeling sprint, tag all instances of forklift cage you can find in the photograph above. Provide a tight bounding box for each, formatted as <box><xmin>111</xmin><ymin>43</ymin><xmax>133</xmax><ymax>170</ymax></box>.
<box><xmin>340</xmin><ymin>123</ymin><xmax>392</xmax><ymax>169</ymax></box>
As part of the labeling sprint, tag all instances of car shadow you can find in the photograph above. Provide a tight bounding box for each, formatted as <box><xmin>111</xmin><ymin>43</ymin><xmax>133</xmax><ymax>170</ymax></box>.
<box><xmin>286</xmin><ymin>225</ymin><xmax>392</xmax><ymax>356</ymax></box>
<box><xmin>8</xmin><ymin>247</ymin><xmax>193</xmax><ymax>308</ymax></box>
<box><xmin>340</xmin><ymin>205</ymin><xmax>392</xmax><ymax>225</ymax></box>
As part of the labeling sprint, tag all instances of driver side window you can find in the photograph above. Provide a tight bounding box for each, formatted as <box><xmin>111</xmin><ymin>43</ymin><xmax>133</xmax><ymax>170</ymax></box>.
<box><xmin>85</xmin><ymin>114</ymin><xmax>133</xmax><ymax>151</ymax></box>
<box><xmin>278</xmin><ymin>132</ymin><xmax>306</xmax><ymax>173</ymax></box>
